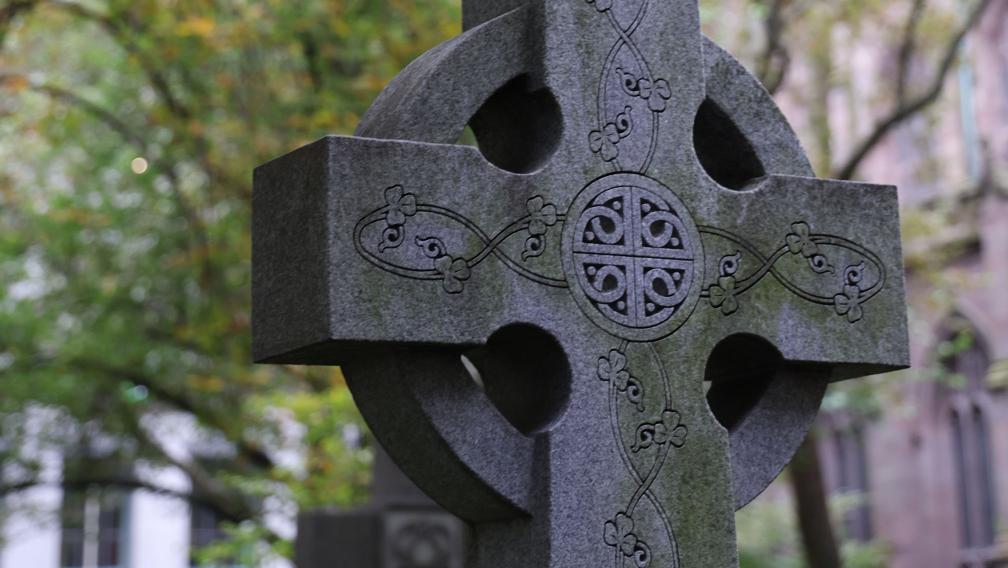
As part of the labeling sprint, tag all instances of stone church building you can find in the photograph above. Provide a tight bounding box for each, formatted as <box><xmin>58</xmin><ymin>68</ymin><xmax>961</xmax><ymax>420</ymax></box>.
<box><xmin>797</xmin><ymin>4</ymin><xmax>1008</xmax><ymax>567</ymax></box>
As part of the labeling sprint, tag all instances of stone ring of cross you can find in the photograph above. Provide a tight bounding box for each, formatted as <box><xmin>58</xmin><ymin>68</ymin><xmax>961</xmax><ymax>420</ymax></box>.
<box><xmin>253</xmin><ymin>1</ymin><xmax>909</xmax><ymax>566</ymax></box>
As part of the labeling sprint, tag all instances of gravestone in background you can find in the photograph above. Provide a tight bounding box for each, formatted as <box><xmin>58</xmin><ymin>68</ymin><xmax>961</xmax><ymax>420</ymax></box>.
<box><xmin>296</xmin><ymin>447</ymin><xmax>465</xmax><ymax>568</ymax></box>
<box><xmin>253</xmin><ymin>0</ymin><xmax>910</xmax><ymax>566</ymax></box>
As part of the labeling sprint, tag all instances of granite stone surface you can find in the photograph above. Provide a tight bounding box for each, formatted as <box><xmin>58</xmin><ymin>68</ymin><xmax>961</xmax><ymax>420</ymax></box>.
<box><xmin>254</xmin><ymin>1</ymin><xmax>910</xmax><ymax>566</ymax></box>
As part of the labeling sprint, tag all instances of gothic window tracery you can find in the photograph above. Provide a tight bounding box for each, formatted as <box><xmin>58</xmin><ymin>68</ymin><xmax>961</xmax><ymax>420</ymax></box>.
<box><xmin>938</xmin><ymin>318</ymin><xmax>1000</xmax><ymax>565</ymax></box>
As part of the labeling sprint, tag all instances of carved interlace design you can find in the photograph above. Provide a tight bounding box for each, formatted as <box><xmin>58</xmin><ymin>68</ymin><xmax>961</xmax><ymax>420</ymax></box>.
<box><xmin>598</xmin><ymin>349</ymin><xmax>645</xmax><ymax>411</ymax></box>
<box><xmin>570</xmin><ymin>183</ymin><xmax>696</xmax><ymax>331</ymax></box>
<box><xmin>580</xmin><ymin>4</ymin><xmax>687</xmax><ymax>562</ymax></box>
<box><xmin>586</xmin><ymin>0</ymin><xmax>668</xmax><ymax>174</ymax></box>
<box><xmin>700</xmin><ymin>221</ymin><xmax>886</xmax><ymax>323</ymax></box>
<box><xmin>354</xmin><ymin>186</ymin><xmax>567</xmax><ymax>293</ymax></box>
<box><xmin>599</xmin><ymin>343</ymin><xmax>684</xmax><ymax>568</ymax></box>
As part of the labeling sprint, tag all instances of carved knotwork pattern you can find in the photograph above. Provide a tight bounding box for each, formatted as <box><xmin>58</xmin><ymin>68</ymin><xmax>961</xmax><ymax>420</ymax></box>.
<box><xmin>599</xmin><ymin>342</ymin><xmax>685</xmax><ymax>568</ymax></box>
<box><xmin>699</xmin><ymin>222</ymin><xmax>886</xmax><ymax>323</ymax></box>
<box><xmin>570</xmin><ymin>182</ymin><xmax>696</xmax><ymax>332</ymax></box>
<box><xmin>354</xmin><ymin>189</ymin><xmax>567</xmax><ymax>293</ymax></box>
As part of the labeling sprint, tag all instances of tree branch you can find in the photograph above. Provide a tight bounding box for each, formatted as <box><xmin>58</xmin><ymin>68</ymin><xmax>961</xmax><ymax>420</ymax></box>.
<box><xmin>896</xmin><ymin>0</ymin><xmax>927</xmax><ymax>103</ymax></box>
<box><xmin>44</xmin><ymin>0</ymin><xmax>190</xmax><ymax>119</ymax></box>
<box><xmin>0</xmin><ymin>69</ymin><xmax>215</xmax><ymax>286</ymax></box>
<box><xmin>7</xmin><ymin>0</ymin><xmax>248</xmax><ymax>207</ymax></box>
<box><xmin>112</xmin><ymin>402</ymin><xmax>262</xmax><ymax>527</ymax></box>
<box><xmin>790</xmin><ymin>432</ymin><xmax>841</xmax><ymax>568</ymax></box>
<box><xmin>756</xmin><ymin>0</ymin><xmax>791</xmax><ymax>95</ymax></box>
<box><xmin>43</xmin><ymin>1</ymin><xmax>251</xmax><ymax>203</ymax></box>
<box><xmin>0</xmin><ymin>470</ymin><xmax>273</xmax><ymax>537</ymax></box>
<box><xmin>3</xmin><ymin>465</ymin><xmax>285</xmax><ymax>547</ymax></box>
<box><xmin>1</xmin><ymin>474</ymin><xmax>191</xmax><ymax>504</ymax></box>
<box><xmin>834</xmin><ymin>0</ymin><xmax>993</xmax><ymax>181</ymax></box>
<box><xmin>299</xmin><ymin>32</ymin><xmax>324</xmax><ymax>95</ymax></box>
<box><xmin>0</xmin><ymin>72</ymin><xmax>144</xmax><ymax>147</ymax></box>
<box><xmin>73</xmin><ymin>358</ymin><xmax>277</xmax><ymax>472</ymax></box>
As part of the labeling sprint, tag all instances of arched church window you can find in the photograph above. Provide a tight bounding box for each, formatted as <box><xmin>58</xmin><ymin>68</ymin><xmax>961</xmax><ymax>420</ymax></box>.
<box><xmin>940</xmin><ymin>319</ymin><xmax>998</xmax><ymax>557</ymax></box>
<box><xmin>822</xmin><ymin>415</ymin><xmax>873</xmax><ymax>543</ymax></box>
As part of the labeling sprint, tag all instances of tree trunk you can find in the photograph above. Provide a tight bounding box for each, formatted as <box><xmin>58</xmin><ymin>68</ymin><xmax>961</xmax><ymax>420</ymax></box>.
<box><xmin>789</xmin><ymin>431</ymin><xmax>841</xmax><ymax>568</ymax></box>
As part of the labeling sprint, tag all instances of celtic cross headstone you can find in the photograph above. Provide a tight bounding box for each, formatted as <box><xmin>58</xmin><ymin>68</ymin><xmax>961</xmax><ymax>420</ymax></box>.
<box><xmin>253</xmin><ymin>1</ymin><xmax>910</xmax><ymax>566</ymax></box>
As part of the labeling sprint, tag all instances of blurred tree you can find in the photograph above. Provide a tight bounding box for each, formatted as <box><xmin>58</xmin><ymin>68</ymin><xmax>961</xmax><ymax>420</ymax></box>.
<box><xmin>0</xmin><ymin>0</ymin><xmax>457</xmax><ymax>563</ymax></box>
<box><xmin>0</xmin><ymin>0</ymin><xmax>994</xmax><ymax>565</ymax></box>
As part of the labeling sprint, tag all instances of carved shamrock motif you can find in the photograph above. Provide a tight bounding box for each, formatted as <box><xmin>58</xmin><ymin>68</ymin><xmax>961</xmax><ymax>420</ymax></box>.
<box><xmin>604</xmin><ymin>513</ymin><xmax>637</xmax><ymax>556</ymax></box>
<box><xmin>708</xmin><ymin>252</ymin><xmax>741</xmax><ymax>315</ymax></box>
<box><xmin>384</xmin><ymin>184</ymin><xmax>417</xmax><ymax>227</ymax></box>
<box><xmin>834</xmin><ymin>285</ymin><xmax>863</xmax><ymax>323</ymax></box>
<box><xmin>785</xmin><ymin>222</ymin><xmax>816</xmax><ymax>257</ymax></box>
<box><xmin>598</xmin><ymin>349</ymin><xmax>630</xmax><ymax>388</ymax></box>
<box><xmin>603</xmin><ymin>513</ymin><xmax>651</xmax><ymax>567</ymax></box>
<box><xmin>522</xmin><ymin>196</ymin><xmax>558</xmax><ymax>261</ymax></box>
<box><xmin>434</xmin><ymin>256</ymin><xmax>471</xmax><ymax>294</ymax></box>
<box><xmin>785</xmin><ymin>221</ymin><xmax>834</xmax><ymax>274</ymax></box>
<box><xmin>632</xmin><ymin>410</ymin><xmax>688</xmax><ymax>452</ymax></box>
<box><xmin>526</xmin><ymin>196</ymin><xmax>558</xmax><ymax>236</ymax></box>
<box><xmin>589</xmin><ymin>106</ymin><xmax>633</xmax><ymax>162</ymax></box>
<box><xmin>598</xmin><ymin>349</ymin><xmax>645</xmax><ymax>411</ymax></box>
<box><xmin>378</xmin><ymin>185</ymin><xmax>418</xmax><ymax>252</ymax></box>
<box><xmin>416</xmin><ymin>236</ymin><xmax>471</xmax><ymax>294</ymax></box>
<box><xmin>708</xmin><ymin>276</ymin><xmax>738</xmax><ymax>316</ymax></box>
<box><xmin>834</xmin><ymin>262</ymin><xmax>866</xmax><ymax>323</ymax></box>
<box><xmin>617</xmin><ymin>67</ymin><xmax>672</xmax><ymax>112</ymax></box>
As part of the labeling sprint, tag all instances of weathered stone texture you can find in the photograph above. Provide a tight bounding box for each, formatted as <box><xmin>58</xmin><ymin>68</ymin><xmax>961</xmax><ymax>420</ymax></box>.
<box><xmin>254</xmin><ymin>1</ymin><xmax>910</xmax><ymax>566</ymax></box>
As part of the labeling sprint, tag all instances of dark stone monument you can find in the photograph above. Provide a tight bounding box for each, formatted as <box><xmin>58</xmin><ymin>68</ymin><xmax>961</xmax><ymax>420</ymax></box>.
<box><xmin>254</xmin><ymin>0</ymin><xmax>910</xmax><ymax>565</ymax></box>
<box><xmin>296</xmin><ymin>448</ymin><xmax>466</xmax><ymax>568</ymax></box>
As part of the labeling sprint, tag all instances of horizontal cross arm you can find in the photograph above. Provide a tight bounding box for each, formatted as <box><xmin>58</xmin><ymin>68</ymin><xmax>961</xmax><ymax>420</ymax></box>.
<box><xmin>252</xmin><ymin>136</ymin><xmax>566</xmax><ymax>363</ymax></box>
<box><xmin>693</xmin><ymin>174</ymin><xmax>910</xmax><ymax>379</ymax></box>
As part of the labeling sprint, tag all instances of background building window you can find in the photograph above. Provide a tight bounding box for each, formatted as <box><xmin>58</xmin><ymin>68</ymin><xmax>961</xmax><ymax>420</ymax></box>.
<box><xmin>97</xmin><ymin>491</ymin><xmax>126</xmax><ymax>568</ymax></box>
<box><xmin>825</xmin><ymin>420</ymin><xmax>873</xmax><ymax>542</ymax></box>
<box><xmin>59</xmin><ymin>491</ymin><xmax>86</xmax><ymax>568</ymax></box>
<box><xmin>60</xmin><ymin>489</ymin><xmax>129</xmax><ymax>568</ymax></box>
<box><xmin>941</xmin><ymin>320</ymin><xmax>999</xmax><ymax>555</ymax></box>
<box><xmin>190</xmin><ymin>501</ymin><xmax>226</xmax><ymax>558</ymax></box>
<box><xmin>187</xmin><ymin>455</ymin><xmax>252</xmax><ymax>568</ymax></box>
<box><xmin>189</xmin><ymin>500</ymin><xmax>245</xmax><ymax>568</ymax></box>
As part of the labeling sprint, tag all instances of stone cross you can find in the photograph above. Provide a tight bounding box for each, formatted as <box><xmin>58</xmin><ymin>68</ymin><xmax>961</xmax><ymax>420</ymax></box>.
<box><xmin>253</xmin><ymin>1</ymin><xmax>910</xmax><ymax>566</ymax></box>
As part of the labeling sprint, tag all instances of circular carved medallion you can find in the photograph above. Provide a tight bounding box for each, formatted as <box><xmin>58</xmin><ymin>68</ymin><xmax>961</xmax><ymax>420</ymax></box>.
<box><xmin>562</xmin><ymin>173</ymin><xmax>704</xmax><ymax>341</ymax></box>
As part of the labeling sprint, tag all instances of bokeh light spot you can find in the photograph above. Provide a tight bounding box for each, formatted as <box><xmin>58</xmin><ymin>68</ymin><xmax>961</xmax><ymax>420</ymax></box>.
<box><xmin>131</xmin><ymin>157</ymin><xmax>149</xmax><ymax>174</ymax></box>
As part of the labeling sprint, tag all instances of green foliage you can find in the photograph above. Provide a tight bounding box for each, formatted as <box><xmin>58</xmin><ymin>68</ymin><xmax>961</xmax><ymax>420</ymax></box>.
<box><xmin>0</xmin><ymin>0</ymin><xmax>458</xmax><ymax>560</ymax></box>
<box><xmin>737</xmin><ymin>493</ymin><xmax>889</xmax><ymax>568</ymax></box>
<box><xmin>192</xmin><ymin>521</ymin><xmax>290</xmax><ymax>568</ymax></box>
<box><xmin>737</xmin><ymin>495</ymin><xmax>803</xmax><ymax>568</ymax></box>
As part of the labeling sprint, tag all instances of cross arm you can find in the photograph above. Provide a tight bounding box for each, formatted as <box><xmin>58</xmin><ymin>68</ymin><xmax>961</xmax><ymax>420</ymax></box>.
<box><xmin>253</xmin><ymin>136</ymin><xmax>550</xmax><ymax>521</ymax></box>
<box><xmin>252</xmin><ymin>135</ymin><xmax>566</xmax><ymax>364</ymax></box>
<box><xmin>694</xmin><ymin>174</ymin><xmax>910</xmax><ymax>379</ymax></box>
